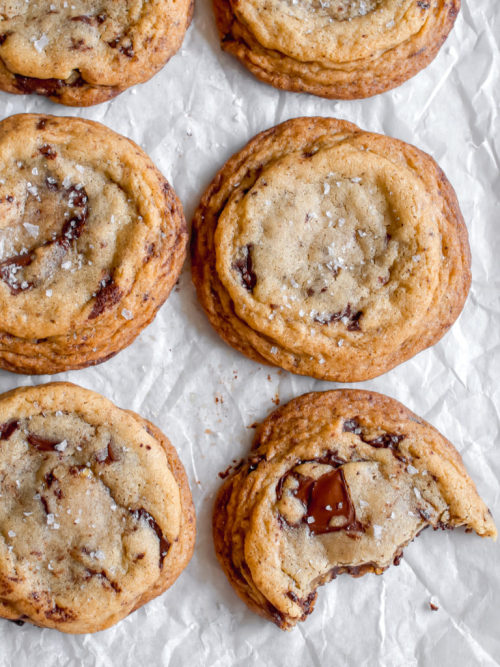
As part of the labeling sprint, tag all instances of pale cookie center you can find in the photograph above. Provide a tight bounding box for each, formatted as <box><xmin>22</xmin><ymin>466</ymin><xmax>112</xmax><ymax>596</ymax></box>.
<box><xmin>234</xmin><ymin>172</ymin><xmax>400</xmax><ymax>320</ymax></box>
<box><xmin>290</xmin><ymin>0</ymin><xmax>382</xmax><ymax>20</ymax></box>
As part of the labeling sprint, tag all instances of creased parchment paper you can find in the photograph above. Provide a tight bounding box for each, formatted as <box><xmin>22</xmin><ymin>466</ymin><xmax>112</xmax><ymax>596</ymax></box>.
<box><xmin>0</xmin><ymin>3</ymin><xmax>499</xmax><ymax>666</ymax></box>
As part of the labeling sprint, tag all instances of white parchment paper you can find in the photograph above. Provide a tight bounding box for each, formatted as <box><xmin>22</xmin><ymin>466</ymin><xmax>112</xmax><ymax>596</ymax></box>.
<box><xmin>0</xmin><ymin>2</ymin><xmax>499</xmax><ymax>665</ymax></box>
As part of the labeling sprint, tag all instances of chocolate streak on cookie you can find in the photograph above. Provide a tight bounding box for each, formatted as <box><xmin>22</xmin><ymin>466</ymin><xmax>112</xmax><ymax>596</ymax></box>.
<box><xmin>233</xmin><ymin>244</ymin><xmax>257</xmax><ymax>291</ymax></box>
<box><xmin>0</xmin><ymin>183</ymin><xmax>88</xmax><ymax>294</ymax></box>
<box><xmin>88</xmin><ymin>276</ymin><xmax>123</xmax><ymax>319</ymax></box>
<box><xmin>15</xmin><ymin>73</ymin><xmax>85</xmax><ymax>97</ymax></box>
<box><xmin>130</xmin><ymin>509</ymin><xmax>170</xmax><ymax>569</ymax></box>
<box><xmin>85</xmin><ymin>568</ymin><xmax>121</xmax><ymax>593</ymax></box>
<box><xmin>0</xmin><ymin>420</ymin><xmax>19</xmax><ymax>440</ymax></box>
<box><xmin>343</xmin><ymin>418</ymin><xmax>406</xmax><ymax>460</ymax></box>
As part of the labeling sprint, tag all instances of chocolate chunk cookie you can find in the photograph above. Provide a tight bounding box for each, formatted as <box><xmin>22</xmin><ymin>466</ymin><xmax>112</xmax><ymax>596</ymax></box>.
<box><xmin>191</xmin><ymin>117</ymin><xmax>470</xmax><ymax>382</ymax></box>
<box><xmin>0</xmin><ymin>114</ymin><xmax>187</xmax><ymax>375</ymax></box>
<box><xmin>0</xmin><ymin>0</ymin><xmax>193</xmax><ymax>106</ymax></box>
<box><xmin>0</xmin><ymin>382</ymin><xmax>195</xmax><ymax>634</ymax></box>
<box><xmin>214</xmin><ymin>0</ymin><xmax>459</xmax><ymax>99</ymax></box>
<box><xmin>213</xmin><ymin>390</ymin><xmax>496</xmax><ymax>630</ymax></box>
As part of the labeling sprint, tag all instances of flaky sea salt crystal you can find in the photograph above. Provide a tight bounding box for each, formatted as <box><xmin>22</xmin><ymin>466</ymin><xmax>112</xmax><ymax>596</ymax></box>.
<box><xmin>54</xmin><ymin>440</ymin><xmax>68</xmax><ymax>452</ymax></box>
<box><xmin>23</xmin><ymin>222</ymin><xmax>39</xmax><ymax>238</ymax></box>
<box><xmin>33</xmin><ymin>34</ymin><xmax>49</xmax><ymax>53</ymax></box>
<box><xmin>373</xmin><ymin>525</ymin><xmax>383</xmax><ymax>540</ymax></box>
<box><xmin>46</xmin><ymin>289</ymin><xmax>53</xmax><ymax>297</ymax></box>
<box><xmin>121</xmin><ymin>308</ymin><xmax>133</xmax><ymax>320</ymax></box>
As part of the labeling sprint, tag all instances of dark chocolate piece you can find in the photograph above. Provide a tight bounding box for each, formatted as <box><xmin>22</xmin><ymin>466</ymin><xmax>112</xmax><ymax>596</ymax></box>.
<box><xmin>0</xmin><ymin>420</ymin><xmax>19</xmax><ymax>440</ymax></box>
<box><xmin>130</xmin><ymin>508</ymin><xmax>170</xmax><ymax>568</ymax></box>
<box><xmin>233</xmin><ymin>244</ymin><xmax>257</xmax><ymax>292</ymax></box>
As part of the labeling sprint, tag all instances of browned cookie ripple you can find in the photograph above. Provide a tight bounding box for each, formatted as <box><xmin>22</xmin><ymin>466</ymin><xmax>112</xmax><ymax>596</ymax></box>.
<box><xmin>0</xmin><ymin>382</ymin><xmax>195</xmax><ymax>634</ymax></box>
<box><xmin>214</xmin><ymin>0</ymin><xmax>460</xmax><ymax>99</ymax></box>
<box><xmin>191</xmin><ymin>117</ymin><xmax>470</xmax><ymax>382</ymax></box>
<box><xmin>213</xmin><ymin>390</ymin><xmax>496</xmax><ymax>629</ymax></box>
<box><xmin>0</xmin><ymin>0</ymin><xmax>193</xmax><ymax>106</ymax></box>
<box><xmin>0</xmin><ymin>114</ymin><xmax>187</xmax><ymax>375</ymax></box>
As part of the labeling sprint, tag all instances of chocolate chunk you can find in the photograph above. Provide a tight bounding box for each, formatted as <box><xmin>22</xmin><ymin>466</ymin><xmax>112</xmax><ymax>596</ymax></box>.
<box><xmin>88</xmin><ymin>277</ymin><xmax>123</xmax><ymax>319</ymax></box>
<box><xmin>314</xmin><ymin>304</ymin><xmax>363</xmax><ymax>330</ymax></box>
<box><xmin>130</xmin><ymin>509</ymin><xmax>170</xmax><ymax>568</ymax></box>
<box><xmin>9</xmin><ymin>619</ymin><xmax>25</xmax><ymax>627</ymax></box>
<box><xmin>247</xmin><ymin>454</ymin><xmax>264</xmax><ymax>473</ymax></box>
<box><xmin>27</xmin><ymin>434</ymin><xmax>60</xmax><ymax>451</ymax></box>
<box><xmin>233</xmin><ymin>244</ymin><xmax>257</xmax><ymax>292</ymax></box>
<box><xmin>45</xmin><ymin>176</ymin><xmax>58</xmax><ymax>191</ymax></box>
<box><xmin>119</xmin><ymin>44</ymin><xmax>134</xmax><ymax>58</ymax></box>
<box><xmin>342</xmin><ymin>418</ymin><xmax>361</xmax><ymax>434</ymax></box>
<box><xmin>429</xmin><ymin>602</ymin><xmax>439</xmax><ymax>611</ymax></box>
<box><xmin>0</xmin><ymin>34</ymin><xmax>9</xmax><ymax>46</ymax></box>
<box><xmin>95</xmin><ymin>441</ymin><xmax>119</xmax><ymax>464</ymax></box>
<box><xmin>342</xmin><ymin>417</ymin><xmax>406</xmax><ymax>458</ymax></box>
<box><xmin>45</xmin><ymin>471</ymin><xmax>57</xmax><ymax>487</ymax></box>
<box><xmin>286</xmin><ymin>590</ymin><xmax>317</xmax><ymax>618</ymax></box>
<box><xmin>15</xmin><ymin>73</ymin><xmax>85</xmax><ymax>97</ymax></box>
<box><xmin>44</xmin><ymin>604</ymin><xmax>76</xmax><ymax>622</ymax></box>
<box><xmin>39</xmin><ymin>144</ymin><xmax>57</xmax><ymax>160</ymax></box>
<box><xmin>0</xmin><ymin>420</ymin><xmax>19</xmax><ymax>440</ymax></box>
<box><xmin>85</xmin><ymin>568</ymin><xmax>121</xmax><ymax>593</ymax></box>
<box><xmin>40</xmin><ymin>496</ymin><xmax>50</xmax><ymax>515</ymax></box>
<box><xmin>37</xmin><ymin>118</ymin><xmax>47</xmax><ymax>130</ymax></box>
<box><xmin>368</xmin><ymin>433</ymin><xmax>405</xmax><ymax>450</ymax></box>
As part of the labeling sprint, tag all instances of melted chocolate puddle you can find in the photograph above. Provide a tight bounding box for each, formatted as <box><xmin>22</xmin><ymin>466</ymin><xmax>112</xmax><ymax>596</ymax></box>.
<box><xmin>277</xmin><ymin>453</ymin><xmax>364</xmax><ymax>535</ymax></box>
<box><xmin>293</xmin><ymin>468</ymin><xmax>364</xmax><ymax>535</ymax></box>
<box><xmin>130</xmin><ymin>509</ymin><xmax>170</xmax><ymax>569</ymax></box>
